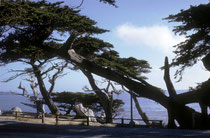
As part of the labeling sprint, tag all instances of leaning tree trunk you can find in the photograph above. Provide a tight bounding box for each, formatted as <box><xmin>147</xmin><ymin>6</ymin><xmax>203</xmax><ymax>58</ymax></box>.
<box><xmin>32</xmin><ymin>65</ymin><xmax>60</xmax><ymax>115</ymax></box>
<box><xmin>67</xmin><ymin>49</ymin><xmax>204</xmax><ymax>128</ymax></box>
<box><xmin>163</xmin><ymin>57</ymin><xmax>177</xmax><ymax>129</ymax></box>
<box><xmin>199</xmin><ymin>103</ymin><xmax>208</xmax><ymax>129</ymax></box>
<box><xmin>81</xmin><ymin>69</ymin><xmax>113</xmax><ymax>123</ymax></box>
<box><xmin>30</xmin><ymin>43</ymin><xmax>210</xmax><ymax>129</ymax></box>
<box><xmin>105</xmin><ymin>101</ymin><xmax>113</xmax><ymax>123</ymax></box>
<box><xmin>133</xmin><ymin>96</ymin><xmax>151</xmax><ymax>126</ymax></box>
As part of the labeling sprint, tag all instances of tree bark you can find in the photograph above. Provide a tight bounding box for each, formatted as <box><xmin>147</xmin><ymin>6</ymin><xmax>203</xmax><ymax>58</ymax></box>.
<box><xmin>199</xmin><ymin>103</ymin><xmax>208</xmax><ymax>129</ymax></box>
<box><xmin>68</xmin><ymin>49</ymin><xmax>204</xmax><ymax>128</ymax></box>
<box><xmin>133</xmin><ymin>96</ymin><xmax>151</xmax><ymax>126</ymax></box>
<box><xmin>163</xmin><ymin>57</ymin><xmax>177</xmax><ymax>98</ymax></box>
<box><xmin>163</xmin><ymin>57</ymin><xmax>177</xmax><ymax>129</ymax></box>
<box><xmin>32</xmin><ymin>65</ymin><xmax>60</xmax><ymax>114</ymax></box>
<box><xmin>30</xmin><ymin>43</ymin><xmax>210</xmax><ymax>128</ymax></box>
<box><xmin>81</xmin><ymin>69</ymin><xmax>113</xmax><ymax>123</ymax></box>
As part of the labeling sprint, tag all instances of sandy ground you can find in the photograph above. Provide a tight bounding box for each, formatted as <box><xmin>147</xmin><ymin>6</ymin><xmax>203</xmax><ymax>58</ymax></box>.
<box><xmin>0</xmin><ymin>114</ymin><xmax>116</xmax><ymax>127</ymax></box>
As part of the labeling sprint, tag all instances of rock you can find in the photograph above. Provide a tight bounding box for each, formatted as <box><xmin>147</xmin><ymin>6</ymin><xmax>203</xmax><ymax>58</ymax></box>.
<box><xmin>202</xmin><ymin>53</ymin><xmax>210</xmax><ymax>71</ymax></box>
<box><xmin>36</xmin><ymin>100</ymin><xmax>45</xmax><ymax>113</ymax></box>
<box><xmin>129</xmin><ymin>120</ymin><xmax>139</xmax><ymax>126</ymax></box>
<box><xmin>11</xmin><ymin>106</ymin><xmax>22</xmax><ymax>114</ymax></box>
<box><xmin>101</xmin><ymin>112</ymin><xmax>106</xmax><ymax>119</ymax></box>
<box><xmin>151</xmin><ymin>121</ymin><xmax>162</xmax><ymax>127</ymax></box>
<box><xmin>36</xmin><ymin>100</ymin><xmax>45</xmax><ymax>118</ymax></box>
<box><xmin>74</xmin><ymin>102</ymin><xmax>96</xmax><ymax>122</ymax></box>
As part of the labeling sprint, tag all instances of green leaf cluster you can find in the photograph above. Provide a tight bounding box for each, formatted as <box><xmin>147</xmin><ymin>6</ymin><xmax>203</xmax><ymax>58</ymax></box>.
<box><xmin>0</xmin><ymin>0</ymin><xmax>107</xmax><ymax>34</ymax></box>
<box><xmin>73</xmin><ymin>36</ymin><xmax>151</xmax><ymax>79</ymax></box>
<box><xmin>95</xmin><ymin>51</ymin><xmax>151</xmax><ymax>79</ymax></box>
<box><xmin>51</xmin><ymin>91</ymin><xmax>124</xmax><ymax>114</ymax></box>
<box><xmin>165</xmin><ymin>3</ymin><xmax>210</xmax><ymax>76</ymax></box>
<box><xmin>0</xmin><ymin>0</ymin><xmax>151</xmax><ymax>80</ymax></box>
<box><xmin>52</xmin><ymin>92</ymin><xmax>100</xmax><ymax>106</ymax></box>
<box><xmin>0</xmin><ymin>0</ymin><xmax>107</xmax><ymax>63</ymax></box>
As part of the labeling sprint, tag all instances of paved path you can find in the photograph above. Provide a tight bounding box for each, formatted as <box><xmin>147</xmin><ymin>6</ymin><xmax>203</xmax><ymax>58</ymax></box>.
<box><xmin>0</xmin><ymin>120</ymin><xmax>210</xmax><ymax>137</ymax></box>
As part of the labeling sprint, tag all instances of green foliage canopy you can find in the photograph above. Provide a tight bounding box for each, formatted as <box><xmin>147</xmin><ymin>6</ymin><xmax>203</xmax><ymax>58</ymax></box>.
<box><xmin>165</xmin><ymin>3</ymin><xmax>210</xmax><ymax>76</ymax></box>
<box><xmin>73</xmin><ymin>36</ymin><xmax>151</xmax><ymax>79</ymax></box>
<box><xmin>51</xmin><ymin>91</ymin><xmax>124</xmax><ymax>116</ymax></box>
<box><xmin>0</xmin><ymin>0</ymin><xmax>151</xmax><ymax>80</ymax></box>
<box><xmin>0</xmin><ymin>0</ymin><xmax>107</xmax><ymax>63</ymax></box>
<box><xmin>52</xmin><ymin>92</ymin><xmax>100</xmax><ymax>106</ymax></box>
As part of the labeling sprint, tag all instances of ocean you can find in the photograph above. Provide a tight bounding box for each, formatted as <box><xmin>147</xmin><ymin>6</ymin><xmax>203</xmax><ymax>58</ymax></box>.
<box><xmin>0</xmin><ymin>91</ymin><xmax>202</xmax><ymax>125</ymax></box>
<box><xmin>115</xmin><ymin>90</ymin><xmax>201</xmax><ymax>125</ymax></box>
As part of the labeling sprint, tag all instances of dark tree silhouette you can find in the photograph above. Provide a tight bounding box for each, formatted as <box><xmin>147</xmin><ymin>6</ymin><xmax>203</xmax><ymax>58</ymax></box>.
<box><xmin>0</xmin><ymin>0</ymin><xmax>209</xmax><ymax>129</ymax></box>
<box><xmin>164</xmin><ymin>3</ymin><xmax>210</xmax><ymax>78</ymax></box>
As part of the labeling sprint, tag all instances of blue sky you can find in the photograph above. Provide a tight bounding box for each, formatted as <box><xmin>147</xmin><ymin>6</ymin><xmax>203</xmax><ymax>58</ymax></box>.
<box><xmin>0</xmin><ymin>0</ymin><xmax>210</xmax><ymax>93</ymax></box>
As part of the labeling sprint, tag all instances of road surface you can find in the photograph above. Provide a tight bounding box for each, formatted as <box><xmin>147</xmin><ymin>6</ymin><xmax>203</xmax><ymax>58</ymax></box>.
<box><xmin>0</xmin><ymin>120</ymin><xmax>210</xmax><ymax>137</ymax></box>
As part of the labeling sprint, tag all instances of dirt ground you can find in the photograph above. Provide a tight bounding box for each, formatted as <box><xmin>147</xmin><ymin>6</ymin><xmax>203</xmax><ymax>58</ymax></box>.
<box><xmin>0</xmin><ymin>114</ymin><xmax>116</xmax><ymax>127</ymax></box>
